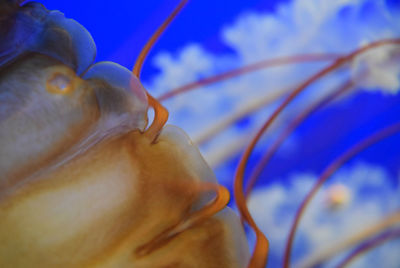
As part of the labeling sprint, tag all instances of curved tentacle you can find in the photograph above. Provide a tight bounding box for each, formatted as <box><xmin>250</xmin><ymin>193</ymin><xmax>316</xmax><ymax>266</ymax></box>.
<box><xmin>283</xmin><ymin>122</ymin><xmax>400</xmax><ymax>268</ymax></box>
<box><xmin>297</xmin><ymin>211</ymin><xmax>400</xmax><ymax>268</ymax></box>
<box><xmin>244</xmin><ymin>79</ymin><xmax>354</xmax><ymax>199</ymax></box>
<box><xmin>335</xmin><ymin>228</ymin><xmax>400</xmax><ymax>268</ymax></box>
<box><xmin>132</xmin><ymin>0</ymin><xmax>188</xmax><ymax>143</ymax></box>
<box><xmin>158</xmin><ymin>53</ymin><xmax>341</xmax><ymax>101</ymax></box>
<box><xmin>135</xmin><ymin>181</ymin><xmax>230</xmax><ymax>257</ymax></box>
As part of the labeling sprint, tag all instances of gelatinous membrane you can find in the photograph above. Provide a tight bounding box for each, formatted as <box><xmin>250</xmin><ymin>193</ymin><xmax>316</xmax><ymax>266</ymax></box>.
<box><xmin>0</xmin><ymin>2</ymin><xmax>250</xmax><ymax>267</ymax></box>
<box><xmin>0</xmin><ymin>124</ymin><xmax>249</xmax><ymax>267</ymax></box>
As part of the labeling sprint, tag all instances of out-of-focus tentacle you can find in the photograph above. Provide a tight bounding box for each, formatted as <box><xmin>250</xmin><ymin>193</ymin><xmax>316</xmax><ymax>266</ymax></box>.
<box><xmin>335</xmin><ymin>228</ymin><xmax>400</xmax><ymax>268</ymax></box>
<box><xmin>158</xmin><ymin>53</ymin><xmax>341</xmax><ymax>101</ymax></box>
<box><xmin>244</xmin><ymin>79</ymin><xmax>354</xmax><ymax>199</ymax></box>
<box><xmin>284</xmin><ymin>122</ymin><xmax>400</xmax><ymax>268</ymax></box>
<box><xmin>297</xmin><ymin>211</ymin><xmax>400</xmax><ymax>268</ymax></box>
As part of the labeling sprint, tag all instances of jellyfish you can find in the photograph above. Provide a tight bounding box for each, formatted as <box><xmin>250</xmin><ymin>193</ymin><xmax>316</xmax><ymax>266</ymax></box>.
<box><xmin>1</xmin><ymin>0</ymin><xmax>400</xmax><ymax>268</ymax></box>
<box><xmin>0</xmin><ymin>1</ymin><xmax>251</xmax><ymax>267</ymax></box>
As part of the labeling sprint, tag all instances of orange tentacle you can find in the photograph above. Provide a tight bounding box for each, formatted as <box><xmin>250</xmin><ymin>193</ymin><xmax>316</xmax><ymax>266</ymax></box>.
<box><xmin>144</xmin><ymin>93</ymin><xmax>169</xmax><ymax>142</ymax></box>
<box><xmin>132</xmin><ymin>0</ymin><xmax>188</xmax><ymax>142</ymax></box>
<box><xmin>133</xmin><ymin>0</ymin><xmax>188</xmax><ymax>78</ymax></box>
<box><xmin>135</xmin><ymin>182</ymin><xmax>230</xmax><ymax>257</ymax></box>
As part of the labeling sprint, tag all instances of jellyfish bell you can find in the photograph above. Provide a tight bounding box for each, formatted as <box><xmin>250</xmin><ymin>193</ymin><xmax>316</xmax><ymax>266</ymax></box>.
<box><xmin>0</xmin><ymin>1</ymin><xmax>250</xmax><ymax>267</ymax></box>
<box><xmin>0</xmin><ymin>124</ymin><xmax>250</xmax><ymax>267</ymax></box>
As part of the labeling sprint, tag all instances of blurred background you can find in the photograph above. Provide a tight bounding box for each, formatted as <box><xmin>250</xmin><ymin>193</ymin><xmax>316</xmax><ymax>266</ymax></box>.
<box><xmin>39</xmin><ymin>0</ymin><xmax>400</xmax><ymax>267</ymax></box>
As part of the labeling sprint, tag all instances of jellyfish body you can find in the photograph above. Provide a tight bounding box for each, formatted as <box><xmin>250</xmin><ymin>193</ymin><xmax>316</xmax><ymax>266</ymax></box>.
<box><xmin>0</xmin><ymin>2</ymin><xmax>250</xmax><ymax>267</ymax></box>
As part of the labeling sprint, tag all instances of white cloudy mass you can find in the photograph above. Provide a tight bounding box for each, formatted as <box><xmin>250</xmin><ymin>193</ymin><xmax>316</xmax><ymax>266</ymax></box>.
<box><xmin>247</xmin><ymin>163</ymin><xmax>400</xmax><ymax>268</ymax></box>
<box><xmin>351</xmin><ymin>44</ymin><xmax>400</xmax><ymax>93</ymax></box>
<box><xmin>144</xmin><ymin>0</ymin><xmax>400</xmax><ymax>168</ymax></box>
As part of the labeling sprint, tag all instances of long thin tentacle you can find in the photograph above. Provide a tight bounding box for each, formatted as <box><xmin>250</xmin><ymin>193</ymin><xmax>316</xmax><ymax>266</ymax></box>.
<box><xmin>297</xmin><ymin>211</ymin><xmax>400</xmax><ymax>268</ymax></box>
<box><xmin>335</xmin><ymin>228</ymin><xmax>400</xmax><ymax>268</ymax></box>
<box><xmin>158</xmin><ymin>53</ymin><xmax>341</xmax><ymax>101</ymax></box>
<box><xmin>131</xmin><ymin>0</ymin><xmax>188</xmax><ymax>142</ymax></box>
<box><xmin>283</xmin><ymin>122</ymin><xmax>400</xmax><ymax>268</ymax></box>
<box><xmin>244</xmin><ymin>79</ymin><xmax>354</xmax><ymax>199</ymax></box>
<box><xmin>133</xmin><ymin>0</ymin><xmax>188</xmax><ymax>78</ymax></box>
